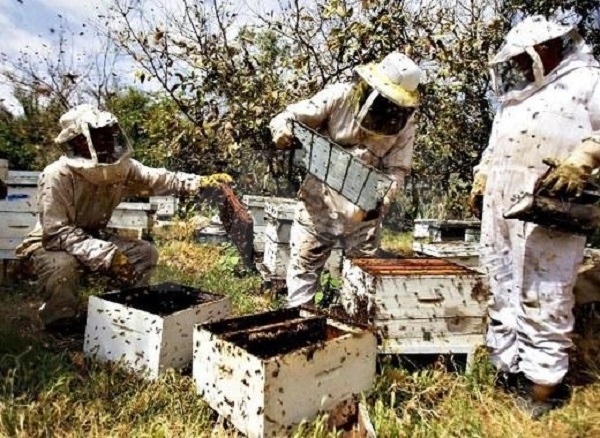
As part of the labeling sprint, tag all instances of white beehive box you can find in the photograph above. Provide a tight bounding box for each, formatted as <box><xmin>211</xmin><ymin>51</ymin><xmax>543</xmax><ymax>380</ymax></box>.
<box><xmin>0</xmin><ymin>170</ymin><xmax>40</xmax><ymax>260</ymax></box>
<box><xmin>412</xmin><ymin>241</ymin><xmax>481</xmax><ymax>269</ymax></box>
<box><xmin>193</xmin><ymin>308</ymin><xmax>376</xmax><ymax>438</ymax></box>
<box><xmin>0</xmin><ymin>196</ymin><xmax>37</xmax><ymax>260</ymax></box>
<box><xmin>341</xmin><ymin>258</ymin><xmax>487</xmax><ymax>366</ymax></box>
<box><xmin>263</xmin><ymin>237</ymin><xmax>343</xmax><ymax>279</ymax></box>
<box><xmin>291</xmin><ymin>121</ymin><xmax>393</xmax><ymax>211</ymax></box>
<box><xmin>108</xmin><ymin>202</ymin><xmax>156</xmax><ymax>239</ymax></box>
<box><xmin>84</xmin><ymin>282</ymin><xmax>230</xmax><ymax>379</ymax></box>
<box><xmin>413</xmin><ymin>219</ymin><xmax>481</xmax><ymax>243</ymax></box>
<box><xmin>150</xmin><ymin>195</ymin><xmax>178</xmax><ymax>218</ymax></box>
<box><xmin>242</xmin><ymin>196</ymin><xmax>296</xmax><ymax>253</ymax></box>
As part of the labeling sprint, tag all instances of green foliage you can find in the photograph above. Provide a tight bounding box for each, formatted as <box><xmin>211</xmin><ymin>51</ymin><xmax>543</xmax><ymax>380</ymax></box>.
<box><xmin>0</xmin><ymin>89</ymin><xmax>64</xmax><ymax>170</ymax></box>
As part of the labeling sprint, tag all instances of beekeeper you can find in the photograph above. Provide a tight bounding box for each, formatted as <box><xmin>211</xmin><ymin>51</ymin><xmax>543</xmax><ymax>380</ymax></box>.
<box><xmin>16</xmin><ymin>104</ymin><xmax>232</xmax><ymax>331</ymax></box>
<box><xmin>270</xmin><ymin>52</ymin><xmax>421</xmax><ymax>308</ymax></box>
<box><xmin>469</xmin><ymin>16</ymin><xmax>600</xmax><ymax>417</ymax></box>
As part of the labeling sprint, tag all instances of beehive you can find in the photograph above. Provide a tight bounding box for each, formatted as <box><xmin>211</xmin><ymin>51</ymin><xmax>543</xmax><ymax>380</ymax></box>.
<box><xmin>262</xmin><ymin>199</ymin><xmax>296</xmax><ymax>278</ymax></box>
<box><xmin>291</xmin><ymin>121</ymin><xmax>393</xmax><ymax>211</ymax></box>
<box><xmin>341</xmin><ymin>258</ymin><xmax>487</xmax><ymax>366</ymax></box>
<box><xmin>150</xmin><ymin>195</ymin><xmax>178</xmax><ymax>219</ymax></box>
<box><xmin>413</xmin><ymin>219</ymin><xmax>481</xmax><ymax>243</ymax></box>
<box><xmin>242</xmin><ymin>196</ymin><xmax>296</xmax><ymax>253</ymax></box>
<box><xmin>193</xmin><ymin>308</ymin><xmax>376</xmax><ymax>438</ymax></box>
<box><xmin>84</xmin><ymin>282</ymin><xmax>230</xmax><ymax>379</ymax></box>
<box><xmin>412</xmin><ymin>241</ymin><xmax>481</xmax><ymax>269</ymax></box>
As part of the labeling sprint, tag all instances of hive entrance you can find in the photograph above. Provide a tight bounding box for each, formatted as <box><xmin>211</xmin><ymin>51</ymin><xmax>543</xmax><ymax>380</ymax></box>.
<box><xmin>204</xmin><ymin>308</ymin><xmax>346</xmax><ymax>358</ymax></box>
<box><xmin>101</xmin><ymin>282</ymin><xmax>214</xmax><ymax>316</ymax></box>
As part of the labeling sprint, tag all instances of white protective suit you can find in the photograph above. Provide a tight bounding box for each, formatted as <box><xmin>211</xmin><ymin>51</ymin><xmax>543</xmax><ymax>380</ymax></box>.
<box><xmin>17</xmin><ymin>105</ymin><xmax>203</xmax><ymax>326</ymax></box>
<box><xmin>270</xmin><ymin>54</ymin><xmax>420</xmax><ymax>307</ymax></box>
<box><xmin>476</xmin><ymin>16</ymin><xmax>600</xmax><ymax>386</ymax></box>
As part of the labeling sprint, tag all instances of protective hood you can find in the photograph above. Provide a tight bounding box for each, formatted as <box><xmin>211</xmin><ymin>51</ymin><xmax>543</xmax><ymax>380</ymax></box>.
<box><xmin>491</xmin><ymin>15</ymin><xmax>575</xmax><ymax>66</ymax></box>
<box><xmin>493</xmin><ymin>39</ymin><xmax>596</xmax><ymax>103</ymax></box>
<box><xmin>55</xmin><ymin>104</ymin><xmax>133</xmax><ymax>185</ymax></box>
<box><xmin>489</xmin><ymin>15</ymin><xmax>589</xmax><ymax>102</ymax></box>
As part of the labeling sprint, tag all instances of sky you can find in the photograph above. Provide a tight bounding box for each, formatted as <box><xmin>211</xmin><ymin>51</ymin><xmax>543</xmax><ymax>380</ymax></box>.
<box><xmin>0</xmin><ymin>0</ymin><xmax>282</xmax><ymax>114</ymax></box>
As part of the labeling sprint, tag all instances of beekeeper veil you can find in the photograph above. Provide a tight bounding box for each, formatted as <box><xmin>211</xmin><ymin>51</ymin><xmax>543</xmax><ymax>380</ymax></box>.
<box><xmin>55</xmin><ymin>104</ymin><xmax>133</xmax><ymax>185</ymax></box>
<box><xmin>353</xmin><ymin>52</ymin><xmax>421</xmax><ymax>137</ymax></box>
<box><xmin>490</xmin><ymin>15</ymin><xmax>581</xmax><ymax>98</ymax></box>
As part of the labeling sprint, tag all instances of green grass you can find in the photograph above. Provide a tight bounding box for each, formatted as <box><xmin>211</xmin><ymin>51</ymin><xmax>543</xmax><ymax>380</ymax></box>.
<box><xmin>1</xmin><ymin>232</ymin><xmax>599</xmax><ymax>437</ymax></box>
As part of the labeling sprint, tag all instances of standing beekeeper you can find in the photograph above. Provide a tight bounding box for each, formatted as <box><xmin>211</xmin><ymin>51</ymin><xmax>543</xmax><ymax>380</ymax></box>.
<box><xmin>16</xmin><ymin>104</ymin><xmax>232</xmax><ymax>331</ymax></box>
<box><xmin>270</xmin><ymin>52</ymin><xmax>421</xmax><ymax>308</ymax></box>
<box><xmin>469</xmin><ymin>16</ymin><xmax>600</xmax><ymax>417</ymax></box>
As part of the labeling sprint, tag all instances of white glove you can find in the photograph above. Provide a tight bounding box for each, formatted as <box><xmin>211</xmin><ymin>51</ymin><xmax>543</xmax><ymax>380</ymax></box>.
<box><xmin>270</xmin><ymin>116</ymin><xmax>294</xmax><ymax>150</ymax></box>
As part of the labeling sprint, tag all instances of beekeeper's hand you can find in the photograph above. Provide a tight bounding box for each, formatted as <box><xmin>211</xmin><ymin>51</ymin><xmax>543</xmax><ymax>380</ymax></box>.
<box><xmin>468</xmin><ymin>173</ymin><xmax>487</xmax><ymax>218</ymax></box>
<box><xmin>270</xmin><ymin>119</ymin><xmax>294</xmax><ymax>150</ymax></box>
<box><xmin>199</xmin><ymin>173</ymin><xmax>233</xmax><ymax>189</ymax></box>
<box><xmin>352</xmin><ymin>208</ymin><xmax>368</xmax><ymax>222</ymax></box>
<box><xmin>537</xmin><ymin>157</ymin><xmax>592</xmax><ymax>198</ymax></box>
<box><xmin>110</xmin><ymin>250</ymin><xmax>137</xmax><ymax>285</ymax></box>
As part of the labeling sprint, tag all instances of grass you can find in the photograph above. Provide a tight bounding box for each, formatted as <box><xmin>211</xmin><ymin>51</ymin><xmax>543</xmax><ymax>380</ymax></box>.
<box><xmin>0</xmin><ymin>228</ymin><xmax>599</xmax><ymax>437</ymax></box>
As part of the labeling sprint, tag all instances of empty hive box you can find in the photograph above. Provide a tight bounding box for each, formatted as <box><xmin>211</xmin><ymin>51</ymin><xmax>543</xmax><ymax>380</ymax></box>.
<box><xmin>193</xmin><ymin>308</ymin><xmax>376</xmax><ymax>438</ymax></box>
<box><xmin>84</xmin><ymin>282</ymin><xmax>231</xmax><ymax>379</ymax></box>
<box><xmin>341</xmin><ymin>258</ymin><xmax>488</xmax><ymax>365</ymax></box>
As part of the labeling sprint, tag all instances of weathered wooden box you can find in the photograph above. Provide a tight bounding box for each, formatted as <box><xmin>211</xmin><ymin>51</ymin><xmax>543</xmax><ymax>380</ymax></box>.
<box><xmin>84</xmin><ymin>282</ymin><xmax>231</xmax><ymax>379</ymax></box>
<box><xmin>413</xmin><ymin>219</ymin><xmax>481</xmax><ymax>243</ymax></box>
<box><xmin>341</xmin><ymin>258</ymin><xmax>488</xmax><ymax>365</ymax></box>
<box><xmin>291</xmin><ymin>121</ymin><xmax>393</xmax><ymax>211</ymax></box>
<box><xmin>412</xmin><ymin>241</ymin><xmax>481</xmax><ymax>269</ymax></box>
<box><xmin>193</xmin><ymin>308</ymin><xmax>376</xmax><ymax>438</ymax></box>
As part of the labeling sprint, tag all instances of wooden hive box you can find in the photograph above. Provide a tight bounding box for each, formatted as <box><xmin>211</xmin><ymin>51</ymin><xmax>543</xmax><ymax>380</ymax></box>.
<box><xmin>262</xmin><ymin>199</ymin><xmax>343</xmax><ymax>278</ymax></box>
<box><xmin>193</xmin><ymin>308</ymin><xmax>376</xmax><ymax>438</ymax></box>
<box><xmin>341</xmin><ymin>258</ymin><xmax>488</xmax><ymax>366</ymax></box>
<box><xmin>413</xmin><ymin>219</ymin><xmax>481</xmax><ymax>243</ymax></box>
<box><xmin>263</xmin><ymin>237</ymin><xmax>344</xmax><ymax>279</ymax></box>
<box><xmin>242</xmin><ymin>196</ymin><xmax>296</xmax><ymax>254</ymax></box>
<box><xmin>0</xmin><ymin>171</ymin><xmax>39</xmax><ymax>260</ymax></box>
<box><xmin>108</xmin><ymin>202</ymin><xmax>157</xmax><ymax>240</ymax></box>
<box><xmin>149</xmin><ymin>195</ymin><xmax>178</xmax><ymax>219</ymax></box>
<box><xmin>84</xmin><ymin>282</ymin><xmax>230</xmax><ymax>379</ymax></box>
<box><xmin>412</xmin><ymin>241</ymin><xmax>481</xmax><ymax>269</ymax></box>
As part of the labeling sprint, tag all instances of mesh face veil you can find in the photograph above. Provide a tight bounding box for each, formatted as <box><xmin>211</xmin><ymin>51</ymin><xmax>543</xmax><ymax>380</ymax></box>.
<box><xmin>55</xmin><ymin>104</ymin><xmax>133</xmax><ymax>185</ymax></box>
<box><xmin>354</xmin><ymin>84</ymin><xmax>415</xmax><ymax>136</ymax></box>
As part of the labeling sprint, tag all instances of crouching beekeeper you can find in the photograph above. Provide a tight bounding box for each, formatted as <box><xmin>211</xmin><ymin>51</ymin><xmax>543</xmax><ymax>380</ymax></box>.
<box><xmin>16</xmin><ymin>104</ymin><xmax>232</xmax><ymax>331</ymax></box>
<box><xmin>469</xmin><ymin>16</ymin><xmax>600</xmax><ymax>417</ymax></box>
<box><xmin>269</xmin><ymin>52</ymin><xmax>421</xmax><ymax>308</ymax></box>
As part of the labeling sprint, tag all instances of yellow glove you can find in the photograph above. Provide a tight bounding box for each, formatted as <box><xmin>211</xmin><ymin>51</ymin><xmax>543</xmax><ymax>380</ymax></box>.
<box><xmin>110</xmin><ymin>250</ymin><xmax>138</xmax><ymax>285</ymax></box>
<box><xmin>537</xmin><ymin>157</ymin><xmax>592</xmax><ymax>198</ymax></box>
<box><xmin>468</xmin><ymin>173</ymin><xmax>487</xmax><ymax>218</ymax></box>
<box><xmin>352</xmin><ymin>208</ymin><xmax>368</xmax><ymax>222</ymax></box>
<box><xmin>199</xmin><ymin>173</ymin><xmax>233</xmax><ymax>189</ymax></box>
